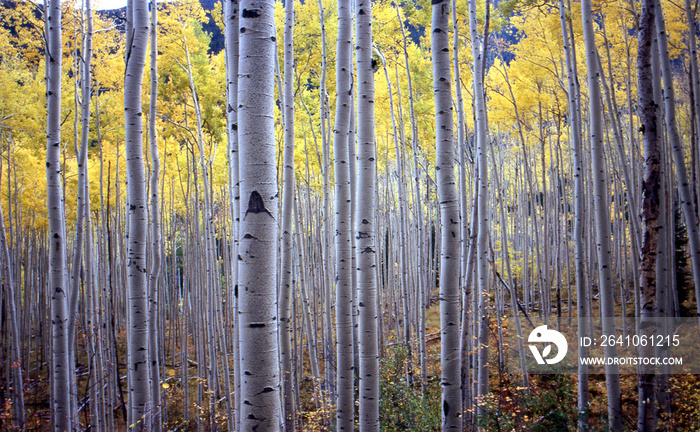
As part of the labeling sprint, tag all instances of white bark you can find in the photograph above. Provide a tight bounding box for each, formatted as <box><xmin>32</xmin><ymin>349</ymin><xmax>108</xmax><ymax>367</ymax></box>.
<box><xmin>355</xmin><ymin>0</ymin><xmax>379</xmax><ymax>427</ymax></box>
<box><xmin>280</xmin><ymin>0</ymin><xmax>296</xmax><ymax>428</ymax></box>
<box><xmin>45</xmin><ymin>0</ymin><xmax>72</xmax><ymax>427</ymax></box>
<box><xmin>124</xmin><ymin>0</ymin><xmax>151</xmax><ymax>428</ymax></box>
<box><xmin>557</xmin><ymin>0</ymin><xmax>588</xmax><ymax>428</ymax></box>
<box><xmin>581</xmin><ymin>1</ymin><xmax>622</xmax><ymax>429</ymax></box>
<box><xmin>238</xmin><ymin>0</ymin><xmax>281</xmax><ymax>428</ymax></box>
<box><xmin>148</xmin><ymin>0</ymin><xmax>162</xmax><ymax>429</ymax></box>
<box><xmin>432</xmin><ymin>1</ymin><xmax>462</xmax><ymax>430</ymax></box>
<box><xmin>223</xmin><ymin>0</ymin><xmax>241</xmax><ymax>428</ymax></box>
<box><xmin>334</xmin><ymin>0</ymin><xmax>354</xmax><ymax>430</ymax></box>
<box><xmin>467</xmin><ymin>0</ymin><xmax>490</xmax><ymax>422</ymax></box>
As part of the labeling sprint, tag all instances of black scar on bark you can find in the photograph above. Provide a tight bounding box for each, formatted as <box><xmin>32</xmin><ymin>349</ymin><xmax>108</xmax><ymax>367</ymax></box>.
<box><xmin>245</xmin><ymin>191</ymin><xmax>273</xmax><ymax>219</ymax></box>
<box><xmin>241</xmin><ymin>8</ymin><xmax>261</xmax><ymax>18</ymax></box>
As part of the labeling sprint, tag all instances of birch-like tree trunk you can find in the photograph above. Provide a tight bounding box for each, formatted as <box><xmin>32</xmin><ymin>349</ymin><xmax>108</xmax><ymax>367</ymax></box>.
<box><xmin>148</xmin><ymin>0</ymin><xmax>163</xmax><ymax>429</ymax></box>
<box><xmin>581</xmin><ymin>1</ymin><xmax>622</xmax><ymax>429</ymax></box>
<box><xmin>557</xmin><ymin>0</ymin><xmax>588</xmax><ymax>428</ymax></box>
<box><xmin>238</xmin><ymin>0</ymin><xmax>280</xmax><ymax>428</ymax></box>
<box><xmin>334</xmin><ymin>0</ymin><xmax>354</xmax><ymax>429</ymax></box>
<box><xmin>467</xmin><ymin>0</ymin><xmax>490</xmax><ymax>422</ymax></box>
<box><xmin>124</xmin><ymin>0</ymin><xmax>151</xmax><ymax>428</ymax></box>
<box><xmin>432</xmin><ymin>1</ymin><xmax>462</xmax><ymax>430</ymax></box>
<box><xmin>279</xmin><ymin>0</ymin><xmax>296</xmax><ymax>428</ymax></box>
<box><xmin>223</xmin><ymin>0</ymin><xmax>241</xmax><ymax>428</ymax></box>
<box><xmin>45</xmin><ymin>0</ymin><xmax>72</xmax><ymax>428</ymax></box>
<box><xmin>355</xmin><ymin>0</ymin><xmax>379</xmax><ymax>427</ymax></box>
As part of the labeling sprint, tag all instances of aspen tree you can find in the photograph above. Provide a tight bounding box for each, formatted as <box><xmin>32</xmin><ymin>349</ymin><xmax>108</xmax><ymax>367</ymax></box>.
<box><xmin>432</xmin><ymin>0</ymin><xmax>462</xmax><ymax>430</ymax></box>
<box><xmin>148</xmin><ymin>0</ymin><xmax>162</xmax><ymax>429</ymax></box>
<box><xmin>581</xmin><ymin>0</ymin><xmax>622</xmax><ymax>429</ymax></box>
<box><xmin>355</xmin><ymin>0</ymin><xmax>379</xmax><ymax>427</ymax></box>
<box><xmin>223</xmin><ymin>0</ymin><xmax>241</xmax><ymax>428</ymax></box>
<box><xmin>334</xmin><ymin>0</ymin><xmax>354</xmax><ymax>429</ymax></box>
<box><xmin>238</xmin><ymin>0</ymin><xmax>281</xmax><ymax>428</ymax></box>
<box><xmin>45</xmin><ymin>0</ymin><xmax>72</xmax><ymax>427</ymax></box>
<box><xmin>557</xmin><ymin>0</ymin><xmax>589</xmax><ymax>427</ymax></box>
<box><xmin>468</xmin><ymin>0</ymin><xmax>490</xmax><ymax>421</ymax></box>
<box><xmin>124</xmin><ymin>0</ymin><xmax>152</xmax><ymax>427</ymax></box>
<box><xmin>394</xmin><ymin>3</ymin><xmax>428</xmax><ymax>392</ymax></box>
<box><xmin>280</xmin><ymin>0</ymin><xmax>296</xmax><ymax>428</ymax></box>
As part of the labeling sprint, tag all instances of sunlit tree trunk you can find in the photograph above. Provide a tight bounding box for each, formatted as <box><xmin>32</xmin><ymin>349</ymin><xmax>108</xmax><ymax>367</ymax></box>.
<box><xmin>238</xmin><ymin>0</ymin><xmax>280</xmax><ymax>428</ymax></box>
<box><xmin>334</xmin><ymin>0</ymin><xmax>354</xmax><ymax>430</ymax></box>
<box><xmin>280</xmin><ymin>0</ymin><xmax>296</xmax><ymax>428</ymax></box>
<box><xmin>45</xmin><ymin>0</ymin><xmax>72</xmax><ymax>427</ymax></box>
<box><xmin>223</xmin><ymin>0</ymin><xmax>241</xmax><ymax>429</ymax></box>
<box><xmin>124</xmin><ymin>0</ymin><xmax>151</xmax><ymax>428</ymax></box>
<box><xmin>467</xmin><ymin>0</ymin><xmax>490</xmax><ymax>422</ymax></box>
<box><xmin>557</xmin><ymin>0</ymin><xmax>588</xmax><ymax>428</ymax></box>
<box><xmin>355</xmin><ymin>0</ymin><xmax>379</xmax><ymax>427</ymax></box>
<box><xmin>432</xmin><ymin>0</ymin><xmax>462</xmax><ymax>430</ymax></box>
<box><xmin>148</xmin><ymin>0</ymin><xmax>162</xmax><ymax>429</ymax></box>
<box><xmin>581</xmin><ymin>1</ymin><xmax>622</xmax><ymax>429</ymax></box>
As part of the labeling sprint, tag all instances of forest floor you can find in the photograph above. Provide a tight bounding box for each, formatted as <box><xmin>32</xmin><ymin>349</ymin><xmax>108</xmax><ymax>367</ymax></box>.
<box><xmin>4</xmin><ymin>297</ymin><xmax>700</xmax><ymax>431</ymax></box>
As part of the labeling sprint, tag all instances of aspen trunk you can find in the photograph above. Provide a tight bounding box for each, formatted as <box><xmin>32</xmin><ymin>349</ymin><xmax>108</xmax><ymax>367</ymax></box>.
<box><xmin>334</xmin><ymin>0</ymin><xmax>354</xmax><ymax>429</ymax></box>
<box><xmin>238</xmin><ymin>0</ymin><xmax>281</xmax><ymax>428</ymax></box>
<box><xmin>468</xmin><ymin>0</ymin><xmax>490</xmax><ymax>422</ymax></box>
<box><xmin>223</xmin><ymin>0</ymin><xmax>242</xmax><ymax>428</ymax></box>
<box><xmin>148</xmin><ymin>0</ymin><xmax>163</xmax><ymax>428</ymax></box>
<box><xmin>581</xmin><ymin>1</ymin><xmax>622</xmax><ymax>429</ymax></box>
<box><xmin>125</xmin><ymin>0</ymin><xmax>151</xmax><ymax>428</ymax></box>
<box><xmin>280</xmin><ymin>0</ymin><xmax>296</xmax><ymax>428</ymax></box>
<box><xmin>45</xmin><ymin>0</ymin><xmax>73</xmax><ymax>427</ymax></box>
<box><xmin>557</xmin><ymin>1</ymin><xmax>589</xmax><ymax>427</ymax></box>
<box><xmin>432</xmin><ymin>0</ymin><xmax>462</xmax><ymax>430</ymax></box>
<box><xmin>355</xmin><ymin>0</ymin><xmax>379</xmax><ymax>427</ymax></box>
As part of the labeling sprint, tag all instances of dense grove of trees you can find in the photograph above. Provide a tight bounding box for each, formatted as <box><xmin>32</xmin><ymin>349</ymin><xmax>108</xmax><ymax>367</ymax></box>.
<box><xmin>1</xmin><ymin>0</ymin><xmax>700</xmax><ymax>430</ymax></box>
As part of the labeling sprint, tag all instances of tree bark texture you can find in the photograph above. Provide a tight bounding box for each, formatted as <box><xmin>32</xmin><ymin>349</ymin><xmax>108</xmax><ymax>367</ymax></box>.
<box><xmin>238</xmin><ymin>0</ymin><xmax>281</xmax><ymax>428</ymax></box>
<box><xmin>432</xmin><ymin>0</ymin><xmax>462</xmax><ymax>430</ymax></box>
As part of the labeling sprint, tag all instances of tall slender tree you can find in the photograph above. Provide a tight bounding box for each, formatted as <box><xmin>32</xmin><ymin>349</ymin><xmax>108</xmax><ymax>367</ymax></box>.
<box><xmin>636</xmin><ymin>1</ymin><xmax>661</xmax><ymax>430</ymax></box>
<box><xmin>334</xmin><ymin>0</ymin><xmax>354</xmax><ymax>429</ymax></box>
<box><xmin>237</xmin><ymin>0</ymin><xmax>281</xmax><ymax>428</ymax></box>
<box><xmin>124</xmin><ymin>0</ymin><xmax>152</xmax><ymax>427</ymax></box>
<box><xmin>280</xmin><ymin>0</ymin><xmax>297</xmax><ymax>428</ymax></box>
<box><xmin>45</xmin><ymin>0</ymin><xmax>72</xmax><ymax>428</ymax></box>
<box><xmin>557</xmin><ymin>0</ymin><xmax>589</xmax><ymax>428</ymax></box>
<box><xmin>148</xmin><ymin>0</ymin><xmax>163</xmax><ymax>429</ymax></box>
<box><xmin>468</xmin><ymin>0</ymin><xmax>490</xmax><ymax>421</ymax></box>
<box><xmin>355</xmin><ymin>0</ymin><xmax>379</xmax><ymax>427</ymax></box>
<box><xmin>581</xmin><ymin>1</ymin><xmax>622</xmax><ymax>429</ymax></box>
<box><xmin>432</xmin><ymin>0</ymin><xmax>462</xmax><ymax>430</ymax></box>
<box><xmin>223</xmin><ymin>0</ymin><xmax>241</xmax><ymax>428</ymax></box>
